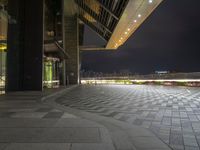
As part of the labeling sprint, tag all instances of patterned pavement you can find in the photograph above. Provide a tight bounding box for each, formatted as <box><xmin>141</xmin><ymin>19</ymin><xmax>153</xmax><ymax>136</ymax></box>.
<box><xmin>0</xmin><ymin>91</ymin><xmax>116</xmax><ymax>150</ymax></box>
<box><xmin>56</xmin><ymin>85</ymin><xmax>200</xmax><ymax>150</ymax></box>
<box><xmin>0</xmin><ymin>92</ymin><xmax>78</xmax><ymax>119</ymax></box>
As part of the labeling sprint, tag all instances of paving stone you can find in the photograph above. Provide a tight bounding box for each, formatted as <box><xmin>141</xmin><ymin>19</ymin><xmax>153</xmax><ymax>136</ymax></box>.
<box><xmin>71</xmin><ymin>143</ymin><xmax>115</xmax><ymax>150</ymax></box>
<box><xmin>183</xmin><ymin>137</ymin><xmax>198</xmax><ymax>147</ymax></box>
<box><xmin>54</xmin><ymin>119</ymin><xmax>103</xmax><ymax>128</ymax></box>
<box><xmin>162</xmin><ymin>117</ymin><xmax>171</xmax><ymax>126</ymax></box>
<box><xmin>170</xmin><ymin>144</ymin><xmax>184</xmax><ymax>150</ymax></box>
<box><xmin>0</xmin><ymin>143</ymin><xmax>8</xmax><ymax>150</ymax></box>
<box><xmin>185</xmin><ymin>146</ymin><xmax>200</xmax><ymax>150</ymax></box>
<box><xmin>4</xmin><ymin>143</ymin><xmax>70</xmax><ymax>150</ymax></box>
<box><xmin>10</xmin><ymin>112</ymin><xmax>48</xmax><ymax>118</ymax></box>
<box><xmin>35</xmin><ymin>108</ymin><xmax>53</xmax><ymax>112</ymax></box>
<box><xmin>169</xmin><ymin>133</ymin><xmax>184</xmax><ymax>146</ymax></box>
<box><xmin>159</xmin><ymin>133</ymin><xmax>170</xmax><ymax>144</ymax></box>
<box><xmin>0</xmin><ymin>112</ymin><xmax>15</xmax><ymax>118</ymax></box>
<box><xmin>192</xmin><ymin>123</ymin><xmax>200</xmax><ymax>129</ymax></box>
<box><xmin>61</xmin><ymin>112</ymin><xmax>78</xmax><ymax>118</ymax></box>
<box><xmin>0</xmin><ymin>127</ymin><xmax>101</xmax><ymax>143</ymax></box>
<box><xmin>43</xmin><ymin>112</ymin><xmax>64</xmax><ymax>118</ymax></box>
<box><xmin>0</xmin><ymin>118</ymin><xmax>57</xmax><ymax>127</ymax></box>
<box><xmin>132</xmin><ymin>136</ymin><xmax>169</xmax><ymax>150</ymax></box>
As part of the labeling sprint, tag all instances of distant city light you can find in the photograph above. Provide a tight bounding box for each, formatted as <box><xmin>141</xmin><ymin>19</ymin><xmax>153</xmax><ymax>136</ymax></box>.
<box><xmin>81</xmin><ymin>79</ymin><xmax>200</xmax><ymax>85</ymax></box>
<box><xmin>138</xmin><ymin>14</ymin><xmax>141</xmax><ymax>18</ymax></box>
<box><xmin>134</xmin><ymin>20</ymin><xmax>137</xmax><ymax>23</ymax></box>
<box><xmin>125</xmin><ymin>32</ymin><xmax>128</xmax><ymax>34</ymax></box>
<box><xmin>127</xmin><ymin>28</ymin><xmax>130</xmax><ymax>31</ymax></box>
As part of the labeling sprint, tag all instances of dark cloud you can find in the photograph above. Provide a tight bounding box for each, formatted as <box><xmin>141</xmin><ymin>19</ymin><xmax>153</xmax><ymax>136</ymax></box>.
<box><xmin>82</xmin><ymin>0</ymin><xmax>200</xmax><ymax>74</ymax></box>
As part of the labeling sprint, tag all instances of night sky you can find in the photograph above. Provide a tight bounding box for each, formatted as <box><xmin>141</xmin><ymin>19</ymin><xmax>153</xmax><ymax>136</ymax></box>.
<box><xmin>81</xmin><ymin>0</ymin><xmax>200</xmax><ymax>74</ymax></box>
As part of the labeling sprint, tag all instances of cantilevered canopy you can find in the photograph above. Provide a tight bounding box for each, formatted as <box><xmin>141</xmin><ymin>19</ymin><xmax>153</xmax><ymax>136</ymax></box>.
<box><xmin>74</xmin><ymin>0</ymin><xmax>163</xmax><ymax>50</ymax></box>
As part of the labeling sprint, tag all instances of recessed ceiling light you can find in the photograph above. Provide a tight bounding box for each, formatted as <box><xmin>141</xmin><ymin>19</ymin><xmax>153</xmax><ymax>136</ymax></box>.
<box><xmin>149</xmin><ymin>0</ymin><xmax>153</xmax><ymax>3</ymax></box>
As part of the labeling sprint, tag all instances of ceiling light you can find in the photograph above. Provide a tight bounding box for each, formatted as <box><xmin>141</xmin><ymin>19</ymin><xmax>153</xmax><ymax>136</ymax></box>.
<box><xmin>149</xmin><ymin>0</ymin><xmax>153</xmax><ymax>3</ymax></box>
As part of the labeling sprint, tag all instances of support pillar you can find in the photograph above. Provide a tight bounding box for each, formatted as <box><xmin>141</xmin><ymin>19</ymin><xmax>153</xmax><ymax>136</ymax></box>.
<box><xmin>6</xmin><ymin>0</ymin><xmax>44</xmax><ymax>91</ymax></box>
<box><xmin>63</xmin><ymin>16</ymin><xmax>80</xmax><ymax>85</ymax></box>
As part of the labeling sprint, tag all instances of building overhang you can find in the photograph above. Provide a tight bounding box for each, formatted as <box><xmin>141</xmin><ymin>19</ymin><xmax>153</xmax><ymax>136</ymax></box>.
<box><xmin>106</xmin><ymin>0</ymin><xmax>163</xmax><ymax>49</ymax></box>
<box><xmin>64</xmin><ymin>0</ymin><xmax>163</xmax><ymax>51</ymax></box>
<box><xmin>44</xmin><ymin>40</ymin><xmax>70</xmax><ymax>59</ymax></box>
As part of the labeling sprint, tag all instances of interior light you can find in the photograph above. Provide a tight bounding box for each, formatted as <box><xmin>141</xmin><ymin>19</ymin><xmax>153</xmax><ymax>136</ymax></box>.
<box><xmin>138</xmin><ymin>14</ymin><xmax>141</xmax><ymax>18</ymax></box>
<box><xmin>125</xmin><ymin>32</ymin><xmax>128</xmax><ymax>35</ymax></box>
<box><xmin>127</xmin><ymin>28</ymin><xmax>130</xmax><ymax>31</ymax></box>
<box><xmin>134</xmin><ymin>20</ymin><xmax>137</xmax><ymax>23</ymax></box>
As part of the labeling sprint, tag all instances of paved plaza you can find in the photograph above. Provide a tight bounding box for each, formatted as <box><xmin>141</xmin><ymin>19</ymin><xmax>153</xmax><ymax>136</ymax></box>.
<box><xmin>56</xmin><ymin>85</ymin><xmax>200</xmax><ymax>150</ymax></box>
<box><xmin>0</xmin><ymin>90</ymin><xmax>116</xmax><ymax>150</ymax></box>
<box><xmin>0</xmin><ymin>87</ymin><xmax>170</xmax><ymax>150</ymax></box>
<box><xmin>1</xmin><ymin>85</ymin><xmax>200</xmax><ymax>150</ymax></box>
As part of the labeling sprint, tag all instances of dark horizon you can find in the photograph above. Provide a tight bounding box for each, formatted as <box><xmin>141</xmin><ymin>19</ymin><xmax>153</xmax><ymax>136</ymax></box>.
<box><xmin>81</xmin><ymin>0</ymin><xmax>200</xmax><ymax>74</ymax></box>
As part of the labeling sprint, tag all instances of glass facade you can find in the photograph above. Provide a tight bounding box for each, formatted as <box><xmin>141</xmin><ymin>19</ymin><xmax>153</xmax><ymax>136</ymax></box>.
<box><xmin>1</xmin><ymin>0</ymin><xmax>64</xmax><ymax>92</ymax></box>
<box><xmin>43</xmin><ymin>57</ymin><xmax>60</xmax><ymax>88</ymax></box>
<box><xmin>43</xmin><ymin>0</ymin><xmax>63</xmax><ymax>88</ymax></box>
<box><xmin>0</xmin><ymin>1</ymin><xmax>8</xmax><ymax>94</ymax></box>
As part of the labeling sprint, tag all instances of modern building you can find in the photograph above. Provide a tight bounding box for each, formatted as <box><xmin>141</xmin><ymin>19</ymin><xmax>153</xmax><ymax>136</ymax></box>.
<box><xmin>0</xmin><ymin>0</ymin><xmax>163</xmax><ymax>93</ymax></box>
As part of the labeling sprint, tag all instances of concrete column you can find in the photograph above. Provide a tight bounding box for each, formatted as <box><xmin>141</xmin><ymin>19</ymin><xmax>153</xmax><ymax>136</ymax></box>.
<box><xmin>6</xmin><ymin>0</ymin><xmax>44</xmax><ymax>91</ymax></box>
<box><xmin>64</xmin><ymin>16</ymin><xmax>80</xmax><ymax>85</ymax></box>
<box><xmin>60</xmin><ymin>0</ymin><xmax>66</xmax><ymax>87</ymax></box>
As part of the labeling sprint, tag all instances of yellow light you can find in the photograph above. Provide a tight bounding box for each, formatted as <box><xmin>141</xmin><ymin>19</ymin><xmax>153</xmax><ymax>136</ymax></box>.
<box><xmin>125</xmin><ymin>32</ymin><xmax>128</xmax><ymax>35</ymax></box>
<box><xmin>127</xmin><ymin>28</ymin><xmax>130</xmax><ymax>31</ymax></box>
<box><xmin>119</xmin><ymin>40</ymin><xmax>121</xmax><ymax>42</ymax></box>
<box><xmin>120</xmin><ymin>37</ymin><xmax>123</xmax><ymax>40</ymax></box>
<box><xmin>0</xmin><ymin>44</ymin><xmax>7</xmax><ymax>52</ymax></box>
<box><xmin>138</xmin><ymin>14</ymin><xmax>141</xmax><ymax>18</ymax></box>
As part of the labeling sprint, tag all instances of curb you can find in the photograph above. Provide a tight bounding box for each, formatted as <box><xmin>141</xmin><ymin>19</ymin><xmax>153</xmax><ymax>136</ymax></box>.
<box><xmin>41</xmin><ymin>85</ymin><xmax>78</xmax><ymax>102</ymax></box>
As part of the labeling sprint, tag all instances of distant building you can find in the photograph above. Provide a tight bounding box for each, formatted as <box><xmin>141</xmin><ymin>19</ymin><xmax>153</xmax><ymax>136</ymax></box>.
<box><xmin>155</xmin><ymin>71</ymin><xmax>170</xmax><ymax>74</ymax></box>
